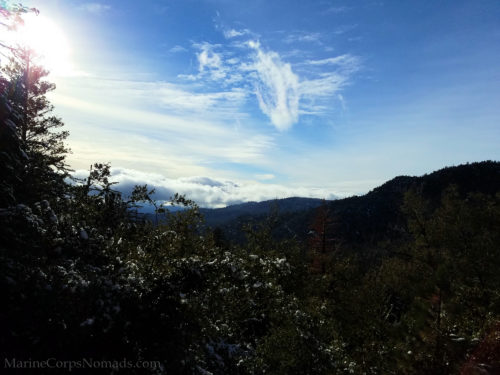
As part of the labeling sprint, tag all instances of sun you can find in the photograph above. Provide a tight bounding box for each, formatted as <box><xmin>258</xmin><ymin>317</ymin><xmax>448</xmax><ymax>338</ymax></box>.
<box><xmin>15</xmin><ymin>13</ymin><xmax>74</xmax><ymax>76</ymax></box>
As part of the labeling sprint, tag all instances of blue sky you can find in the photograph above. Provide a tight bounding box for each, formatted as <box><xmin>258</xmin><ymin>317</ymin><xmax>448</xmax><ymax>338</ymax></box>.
<box><xmin>10</xmin><ymin>0</ymin><xmax>500</xmax><ymax>207</ymax></box>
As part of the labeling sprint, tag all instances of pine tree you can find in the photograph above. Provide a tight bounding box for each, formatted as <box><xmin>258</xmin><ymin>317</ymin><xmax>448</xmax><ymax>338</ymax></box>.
<box><xmin>308</xmin><ymin>200</ymin><xmax>337</xmax><ymax>273</ymax></box>
<box><xmin>2</xmin><ymin>47</ymin><xmax>70</xmax><ymax>203</ymax></box>
<box><xmin>0</xmin><ymin>3</ymin><xmax>38</xmax><ymax>206</ymax></box>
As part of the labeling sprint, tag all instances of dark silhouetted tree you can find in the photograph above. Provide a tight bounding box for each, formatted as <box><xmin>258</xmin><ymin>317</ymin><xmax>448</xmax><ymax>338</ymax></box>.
<box><xmin>309</xmin><ymin>200</ymin><xmax>337</xmax><ymax>273</ymax></box>
<box><xmin>2</xmin><ymin>47</ymin><xmax>70</xmax><ymax>203</ymax></box>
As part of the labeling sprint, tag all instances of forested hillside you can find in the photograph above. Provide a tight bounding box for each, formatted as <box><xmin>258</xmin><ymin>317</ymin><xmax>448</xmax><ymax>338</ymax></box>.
<box><xmin>210</xmin><ymin>161</ymin><xmax>500</xmax><ymax>250</ymax></box>
<box><xmin>1</xmin><ymin>5</ymin><xmax>500</xmax><ymax>375</ymax></box>
<box><xmin>201</xmin><ymin>197</ymin><xmax>327</xmax><ymax>227</ymax></box>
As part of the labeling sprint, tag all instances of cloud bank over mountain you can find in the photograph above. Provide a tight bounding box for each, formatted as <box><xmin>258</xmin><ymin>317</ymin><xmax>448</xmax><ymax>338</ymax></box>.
<box><xmin>74</xmin><ymin>167</ymin><xmax>339</xmax><ymax>208</ymax></box>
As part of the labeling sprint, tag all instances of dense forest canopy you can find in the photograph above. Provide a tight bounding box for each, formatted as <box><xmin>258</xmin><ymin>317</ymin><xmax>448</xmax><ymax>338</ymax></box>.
<box><xmin>1</xmin><ymin>5</ymin><xmax>499</xmax><ymax>375</ymax></box>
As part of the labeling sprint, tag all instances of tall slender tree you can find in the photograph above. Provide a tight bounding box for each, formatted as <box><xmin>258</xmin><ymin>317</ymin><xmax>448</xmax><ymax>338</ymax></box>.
<box><xmin>2</xmin><ymin>47</ymin><xmax>70</xmax><ymax>203</ymax></box>
<box><xmin>0</xmin><ymin>3</ymin><xmax>39</xmax><ymax>206</ymax></box>
<box><xmin>309</xmin><ymin>200</ymin><xmax>337</xmax><ymax>273</ymax></box>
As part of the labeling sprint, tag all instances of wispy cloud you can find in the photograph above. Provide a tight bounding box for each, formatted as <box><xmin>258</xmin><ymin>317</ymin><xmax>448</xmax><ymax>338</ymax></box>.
<box><xmin>284</xmin><ymin>31</ymin><xmax>323</xmax><ymax>45</ymax></box>
<box><xmin>246</xmin><ymin>41</ymin><xmax>299</xmax><ymax>131</ymax></box>
<box><xmin>195</xmin><ymin>42</ymin><xmax>230</xmax><ymax>81</ymax></box>
<box><xmin>183</xmin><ymin>35</ymin><xmax>359</xmax><ymax>130</ymax></box>
<box><xmin>54</xmin><ymin>21</ymin><xmax>361</xmax><ymax>182</ymax></box>
<box><xmin>189</xmin><ymin>42</ymin><xmax>245</xmax><ymax>86</ymax></box>
<box><xmin>197</xmin><ymin>43</ymin><xmax>223</xmax><ymax>71</ymax></box>
<box><xmin>169</xmin><ymin>45</ymin><xmax>188</xmax><ymax>53</ymax></box>
<box><xmin>56</xmin><ymin>77</ymin><xmax>248</xmax><ymax>120</ymax></box>
<box><xmin>305</xmin><ymin>54</ymin><xmax>359</xmax><ymax>67</ymax></box>
<box><xmin>298</xmin><ymin>54</ymin><xmax>360</xmax><ymax>115</ymax></box>
<box><xmin>333</xmin><ymin>24</ymin><xmax>358</xmax><ymax>35</ymax></box>
<box><xmin>51</xmin><ymin>74</ymin><xmax>274</xmax><ymax>177</ymax></box>
<box><xmin>153</xmin><ymin>83</ymin><xmax>248</xmax><ymax>116</ymax></box>
<box><xmin>323</xmin><ymin>6</ymin><xmax>350</xmax><ymax>14</ymax></box>
<box><xmin>298</xmin><ymin>72</ymin><xmax>349</xmax><ymax>115</ymax></box>
<box><xmin>223</xmin><ymin>28</ymin><xmax>250</xmax><ymax>39</ymax></box>
<box><xmin>77</xmin><ymin>2</ymin><xmax>111</xmax><ymax>14</ymax></box>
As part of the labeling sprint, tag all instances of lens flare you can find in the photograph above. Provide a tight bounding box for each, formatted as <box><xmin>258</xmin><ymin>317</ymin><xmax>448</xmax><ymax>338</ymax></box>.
<box><xmin>15</xmin><ymin>13</ymin><xmax>74</xmax><ymax>76</ymax></box>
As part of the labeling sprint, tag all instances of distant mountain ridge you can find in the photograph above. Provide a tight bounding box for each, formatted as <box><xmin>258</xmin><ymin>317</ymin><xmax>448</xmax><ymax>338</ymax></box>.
<box><xmin>200</xmin><ymin>197</ymin><xmax>328</xmax><ymax>227</ymax></box>
<box><xmin>203</xmin><ymin>161</ymin><xmax>500</xmax><ymax>247</ymax></box>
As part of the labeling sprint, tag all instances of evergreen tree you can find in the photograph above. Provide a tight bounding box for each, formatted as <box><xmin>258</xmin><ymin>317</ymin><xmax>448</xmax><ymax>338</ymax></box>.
<box><xmin>2</xmin><ymin>47</ymin><xmax>70</xmax><ymax>204</ymax></box>
<box><xmin>308</xmin><ymin>200</ymin><xmax>337</xmax><ymax>274</ymax></box>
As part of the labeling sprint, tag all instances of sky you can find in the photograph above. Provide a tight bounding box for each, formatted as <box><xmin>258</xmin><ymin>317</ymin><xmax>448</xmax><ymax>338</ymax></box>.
<box><xmin>4</xmin><ymin>0</ymin><xmax>500</xmax><ymax>207</ymax></box>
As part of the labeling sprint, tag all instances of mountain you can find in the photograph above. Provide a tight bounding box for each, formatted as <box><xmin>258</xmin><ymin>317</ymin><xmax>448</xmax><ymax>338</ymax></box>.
<box><xmin>324</xmin><ymin>160</ymin><xmax>500</xmax><ymax>246</ymax></box>
<box><xmin>200</xmin><ymin>197</ymin><xmax>327</xmax><ymax>227</ymax></box>
<box><xmin>141</xmin><ymin>197</ymin><xmax>327</xmax><ymax>232</ymax></box>
<box><xmin>206</xmin><ymin>161</ymin><xmax>500</xmax><ymax>248</ymax></box>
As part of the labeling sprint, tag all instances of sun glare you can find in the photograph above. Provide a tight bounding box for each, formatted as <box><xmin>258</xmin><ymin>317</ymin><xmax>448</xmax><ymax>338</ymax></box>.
<box><xmin>15</xmin><ymin>13</ymin><xmax>74</xmax><ymax>76</ymax></box>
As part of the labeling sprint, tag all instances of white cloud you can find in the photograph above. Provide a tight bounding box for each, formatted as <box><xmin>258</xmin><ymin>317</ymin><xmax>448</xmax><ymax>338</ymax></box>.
<box><xmin>198</xmin><ymin>44</ymin><xmax>222</xmax><ymax>71</ymax></box>
<box><xmin>77</xmin><ymin>3</ymin><xmax>111</xmax><ymax>14</ymax></box>
<box><xmin>298</xmin><ymin>72</ymin><xmax>350</xmax><ymax>116</ymax></box>
<box><xmin>298</xmin><ymin>54</ymin><xmax>360</xmax><ymax>115</ymax></box>
<box><xmin>300</xmin><ymin>72</ymin><xmax>348</xmax><ymax>98</ymax></box>
<box><xmin>306</xmin><ymin>54</ymin><xmax>359</xmax><ymax>67</ymax></box>
<box><xmin>187</xmin><ymin>33</ymin><xmax>358</xmax><ymax>130</ymax></box>
<box><xmin>226</xmin><ymin>57</ymin><xmax>240</xmax><ymax>65</ymax></box>
<box><xmin>195</xmin><ymin>42</ymin><xmax>227</xmax><ymax>81</ymax></box>
<box><xmin>72</xmin><ymin>167</ymin><xmax>338</xmax><ymax>208</ymax></box>
<box><xmin>323</xmin><ymin>6</ymin><xmax>349</xmax><ymax>14</ymax></box>
<box><xmin>337</xmin><ymin>94</ymin><xmax>346</xmax><ymax>111</ymax></box>
<box><xmin>51</xmin><ymin>24</ymin><xmax>361</xmax><ymax>186</ymax></box>
<box><xmin>50</xmin><ymin>75</ymin><xmax>274</xmax><ymax>176</ymax></box>
<box><xmin>247</xmin><ymin>41</ymin><xmax>299</xmax><ymax>131</ymax></box>
<box><xmin>189</xmin><ymin>42</ymin><xmax>246</xmax><ymax>86</ymax></box>
<box><xmin>177</xmin><ymin>73</ymin><xmax>197</xmax><ymax>81</ymax></box>
<box><xmin>223</xmin><ymin>28</ymin><xmax>249</xmax><ymax>39</ymax></box>
<box><xmin>333</xmin><ymin>24</ymin><xmax>358</xmax><ymax>35</ymax></box>
<box><xmin>181</xmin><ymin>176</ymin><xmax>226</xmax><ymax>187</ymax></box>
<box><xmin>284</xmin><ymin>32</ymin><xmax>323</xmax><ymax>45</ymax></box>
<box><xmin>169</xmin><ymin>45</ymin><xmax>188</xmax><ymax>53</ymax></box>
<box><xmin>54</xmin><ymin>77</ymin><xmax>248</xmax><ymax>120</ymax></box>
<box><xmin>154</xmin><ymin>84</ymin><xmax>248</xmax><ymax>115</ymax></box>
<box><xmin>183</xmin><ymin>25</ymin><xmax>359</xmax><ymax>131</ymax></box>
